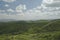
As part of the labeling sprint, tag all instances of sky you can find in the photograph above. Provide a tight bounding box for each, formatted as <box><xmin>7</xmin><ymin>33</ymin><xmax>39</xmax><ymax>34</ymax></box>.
<box><xmin>0</xmin><ymin>0</ymin><xmax>60</xmax><ymax>20</ymax></box>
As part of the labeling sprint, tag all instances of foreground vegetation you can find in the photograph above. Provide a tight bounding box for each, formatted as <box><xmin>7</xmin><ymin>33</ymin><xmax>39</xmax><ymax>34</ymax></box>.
<box><xmin>0</xmin><ymin>19</ymin><xmax>60</xmax><ymax>40</ymax></box>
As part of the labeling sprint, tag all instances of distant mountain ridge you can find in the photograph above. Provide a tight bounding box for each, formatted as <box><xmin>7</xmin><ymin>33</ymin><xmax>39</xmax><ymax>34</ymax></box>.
<box><xmin>0</xmin><ymin>19</ymin><xmax>17</xmax><ymax>22</ymax></box>
<box><xmin>0</xmin><ymin>18</ymin><xmax>60</xmax><ymax>22</ymax></box>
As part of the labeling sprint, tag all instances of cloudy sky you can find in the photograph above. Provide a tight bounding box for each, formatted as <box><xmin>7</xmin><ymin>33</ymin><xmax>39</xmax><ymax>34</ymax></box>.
<box><xmin>0</xmin><ymin>0</ymin><xmax>60</xmax><ymax>20</ymax></box>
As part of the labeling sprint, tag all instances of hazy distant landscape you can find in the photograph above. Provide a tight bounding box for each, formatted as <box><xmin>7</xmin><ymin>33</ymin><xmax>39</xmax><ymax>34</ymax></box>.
<box><xmin>0</xmin><ymin>19</ymin><xmax>60</xmax><ymax>40</ymax></box>
<box><xmin>0</xmin><ymin>0</ymin><xmax>60</xmax><ymax>40</ymax></box>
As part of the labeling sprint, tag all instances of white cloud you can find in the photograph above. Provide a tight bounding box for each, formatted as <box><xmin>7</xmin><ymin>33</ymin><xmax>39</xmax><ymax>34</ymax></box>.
<box><xmin>5</xmin><ymin>4</ymin><xmax>9</xmax><ymax>7</ymax></box>
<box><xmin>41</xmin><ymin>0</ymin><xmax>60</xmax><ymax>12</ymax></box>
<box><xmin>16</xmin><ymin>4</ymin><xmax>27</xmax><ymax>12</ymax></box>
<box><xmin>43</xmin><ymin>0</ymin><xmax>53</xmax><ymax>4</ymax></box>
<box><xmin>7</xmin><ymin>9</ymin><xmax>14</xmax><ymax>12</ymax></box>
<box><xmin>0</xmin><ymin>7</ymin><xmax>60</xmax><ymax>20</ymax></box>
<box><xmin>3</xmin><ymin>0</ymin><xmax>16</xmax><ymax>3</ymax></box>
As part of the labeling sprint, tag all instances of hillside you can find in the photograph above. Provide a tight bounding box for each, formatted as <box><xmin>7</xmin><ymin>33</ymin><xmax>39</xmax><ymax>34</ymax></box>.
<box><xmin>0</xmin><ymin>19</ymin><xmax>60</xmax><ymax>40</ymax></box>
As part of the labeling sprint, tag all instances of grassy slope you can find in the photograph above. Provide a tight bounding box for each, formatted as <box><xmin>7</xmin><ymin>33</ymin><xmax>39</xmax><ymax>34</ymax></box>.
<box><xmin>0</xmin><ymin>20</ymin><xmax>60</xmax><ymax>40</ymax></box>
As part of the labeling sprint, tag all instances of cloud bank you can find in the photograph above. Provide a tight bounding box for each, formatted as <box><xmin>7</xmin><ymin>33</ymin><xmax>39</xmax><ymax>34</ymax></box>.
<box><xmin>3</xmin><ymin>0</ymin><xmax>16</xmax><ymax>3</ymax></box>
<box><xmin>0</xmin><ymin>0</ymin><xmax>60</xmax><ymax>20</ymax></box>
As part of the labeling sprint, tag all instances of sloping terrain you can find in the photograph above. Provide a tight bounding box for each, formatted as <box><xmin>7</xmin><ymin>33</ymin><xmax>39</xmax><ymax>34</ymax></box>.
<box><xmin>0</xmin><ymin>19</ymin><xmax>60</xmax><ymax>40</ymax></box>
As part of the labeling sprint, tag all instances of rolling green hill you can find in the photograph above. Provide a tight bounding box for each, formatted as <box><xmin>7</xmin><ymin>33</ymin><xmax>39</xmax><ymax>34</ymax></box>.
<box><xmin>0</xmin><ymin>19</ymin><xmax>60</xmax><ymax>40</ymax></box>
